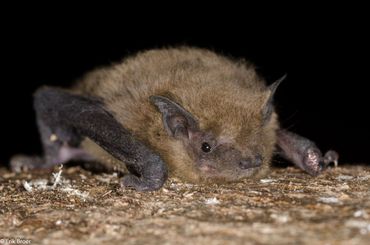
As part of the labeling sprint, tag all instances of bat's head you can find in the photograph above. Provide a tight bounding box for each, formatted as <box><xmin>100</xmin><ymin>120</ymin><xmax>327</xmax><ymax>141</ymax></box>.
<box><xmin>150</xmin><ymin>78</ymin><xmax>282</xmax><ymax>183</ymax></box>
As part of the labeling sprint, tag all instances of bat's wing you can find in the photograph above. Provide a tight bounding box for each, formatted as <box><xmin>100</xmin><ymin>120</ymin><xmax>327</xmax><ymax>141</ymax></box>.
<box><xmin>11</xmin><ymin>87</ymin><xmax>167</xmax><ymax>191</ymax></box>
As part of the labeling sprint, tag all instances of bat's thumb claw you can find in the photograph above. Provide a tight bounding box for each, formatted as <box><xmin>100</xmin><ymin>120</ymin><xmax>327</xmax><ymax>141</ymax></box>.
<box><xmin>121</xmin><ymin>174</ymin><xmax>164</xmax><ymax>192</ymax></box>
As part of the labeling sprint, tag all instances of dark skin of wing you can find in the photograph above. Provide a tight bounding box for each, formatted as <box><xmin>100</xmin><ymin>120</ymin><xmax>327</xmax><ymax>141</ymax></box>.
<box><xmin>11</xmin><ymin>87</ymin><xmax>167</xmax><ymax>191</ymax></box>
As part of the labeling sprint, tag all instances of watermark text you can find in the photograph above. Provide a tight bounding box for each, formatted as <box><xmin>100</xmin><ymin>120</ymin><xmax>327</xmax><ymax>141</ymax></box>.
<box><xmin>0</xmin><ymin>238</ymin><xmax>32</xmax><ymax>244</ymax></box>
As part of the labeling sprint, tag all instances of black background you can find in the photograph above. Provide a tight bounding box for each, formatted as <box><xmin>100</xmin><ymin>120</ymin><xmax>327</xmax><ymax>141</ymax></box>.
<box><xmin>1</xmin><ymin>7</ymin><xmax>369</xmax><ymax>167</ymax></box>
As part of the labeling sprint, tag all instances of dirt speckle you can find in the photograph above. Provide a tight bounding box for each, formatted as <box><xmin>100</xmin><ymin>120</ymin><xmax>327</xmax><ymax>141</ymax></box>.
<box><xmin>1</xmin><ymin>165</ymin><xmax>370</xmax><ymax>244</ymax></box>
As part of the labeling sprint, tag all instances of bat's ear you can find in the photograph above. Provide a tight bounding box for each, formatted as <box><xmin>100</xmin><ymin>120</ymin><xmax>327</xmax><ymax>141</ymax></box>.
<box><xmin>150</xmin><ymin>95</ymin><xmax>199</xmax><ymax>139</ymax></box>
<box><xmin>262</xmin><ymin>74</ymin><xmax>286</xmax><ymax>124</ymax></box>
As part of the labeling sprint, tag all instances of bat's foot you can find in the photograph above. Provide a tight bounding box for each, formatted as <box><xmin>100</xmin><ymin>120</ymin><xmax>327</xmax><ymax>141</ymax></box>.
<box><xmin>121</xmin><ymin>174</ymin><xmax>163</xmax><ymax>191</ymax></box>
<box><xmin>10</xmin><ymin>146</ymin><xmax>94</xmax><ymax>173</ymax></box>
<box><xmin>303</xmin><ymin>148</ymin><xmax>339</xmax><ymax>176</ymax></box>
<box><xmin>10</xmin><ymin>155</ymin><xmax>45</xmax><ymax>173</ymax></box>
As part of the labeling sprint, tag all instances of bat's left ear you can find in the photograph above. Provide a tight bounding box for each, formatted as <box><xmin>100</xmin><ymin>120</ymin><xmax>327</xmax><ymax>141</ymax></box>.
<box><xmin>150</xmin><ymin>95</ymin><xmax>199</xmax><ymax>139</ymax></box>
<box><xmin>262</xmin><ymin>74</ymin><xmax>286</xmax><ymax>124</ymax></box>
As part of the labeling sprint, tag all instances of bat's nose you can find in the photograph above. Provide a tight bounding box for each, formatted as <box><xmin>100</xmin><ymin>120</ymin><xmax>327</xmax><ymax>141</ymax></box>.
<box><xmin>239</xmin><ymin>158</ymin><xmax>253</xmax><ymax>169</ymax></box>
<box><xmin>239</xmin><ymin>155</ymin><xmax>262</xmax><ymax>169</ymax></box>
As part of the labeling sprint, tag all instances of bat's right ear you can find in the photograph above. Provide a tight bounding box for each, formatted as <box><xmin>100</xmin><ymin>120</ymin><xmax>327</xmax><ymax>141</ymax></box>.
<box><xmin>150</xmin><ymin>95</ymin><xmax>199</xmax><ymax>139</ymax></box>
<box><xmin>262</xmin><ymin>74</ymin><xmax>286</xmax><ymax>124</ymax></box>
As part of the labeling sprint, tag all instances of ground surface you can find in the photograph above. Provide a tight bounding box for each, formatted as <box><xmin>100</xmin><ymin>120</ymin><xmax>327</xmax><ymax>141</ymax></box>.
<box><xmin>0</xmin><ymin>165</ymin><xmax>369</xmax><ymax>245</ymax></box>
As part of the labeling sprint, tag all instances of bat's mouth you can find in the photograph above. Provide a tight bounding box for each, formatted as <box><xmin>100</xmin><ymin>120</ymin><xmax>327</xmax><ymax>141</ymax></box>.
<box><xmin>198</xmin><ymin>164</ymin><xmax>216</xmax><ymax>173</ymax></box>
<box><xmin>198</xmin><ymin>165</ymin><xmax>259</xmax><ymax>180</ymax></box>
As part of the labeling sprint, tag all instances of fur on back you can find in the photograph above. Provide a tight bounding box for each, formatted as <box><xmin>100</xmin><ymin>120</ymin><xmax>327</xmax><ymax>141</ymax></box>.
<box><xmin>73</xmin><ymin>47</ymin><xmax>278</xmax><ymax>182</ymax></box>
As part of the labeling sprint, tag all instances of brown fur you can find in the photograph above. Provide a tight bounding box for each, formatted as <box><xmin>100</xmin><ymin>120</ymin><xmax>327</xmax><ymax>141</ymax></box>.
<box><xmin>73</xmin><ymin>47</ymin><xmax>279</xmax><ymax>183</ymax></box>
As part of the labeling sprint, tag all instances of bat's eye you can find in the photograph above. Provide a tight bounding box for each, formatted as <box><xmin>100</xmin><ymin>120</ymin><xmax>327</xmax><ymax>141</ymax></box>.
<box><xmin>201</xmin><ymin>142</ymin><xmax>212</xmax><ymax>153</ymax></box>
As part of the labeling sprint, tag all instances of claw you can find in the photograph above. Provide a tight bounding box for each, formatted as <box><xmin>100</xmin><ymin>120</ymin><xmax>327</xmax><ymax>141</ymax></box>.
<box><xmin>323</xmin><ymin>150</ymin><xmax>339</xmax><ymax>168</ymax></box>
<box><xmin>121</xmin><ymin>174</ymin><xmax>163</xmax><ymax>191</ymax></box>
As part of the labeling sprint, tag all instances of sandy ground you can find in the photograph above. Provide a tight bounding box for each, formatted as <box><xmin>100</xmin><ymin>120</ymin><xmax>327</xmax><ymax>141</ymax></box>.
<box><xmin>0</xmin><ymin>164</ymin><xmax>369</xmax><ymax>245</ymax></box>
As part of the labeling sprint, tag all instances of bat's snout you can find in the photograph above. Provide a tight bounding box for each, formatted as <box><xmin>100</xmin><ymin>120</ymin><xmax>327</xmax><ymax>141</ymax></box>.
<box><xmin>238</xmin><ymin>155</ymin><xmax>262</xmax><ymax>169</ymax></box>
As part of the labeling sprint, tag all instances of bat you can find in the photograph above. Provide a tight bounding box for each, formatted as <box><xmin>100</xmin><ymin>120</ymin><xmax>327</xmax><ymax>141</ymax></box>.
<box><xmin>11</xmin><ymin>47</ymin><xmax>338</xmax><ymax>191</ymax></box>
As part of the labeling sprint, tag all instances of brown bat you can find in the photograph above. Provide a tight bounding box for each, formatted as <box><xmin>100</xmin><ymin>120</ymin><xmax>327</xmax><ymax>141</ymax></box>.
<box><xmin>11</xmin><ymin>47</ymin><xmax>338</xmax><ymax>191</ymax></box>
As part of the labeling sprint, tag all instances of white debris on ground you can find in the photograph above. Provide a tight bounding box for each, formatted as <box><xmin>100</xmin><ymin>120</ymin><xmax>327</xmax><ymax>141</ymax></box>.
<box><xmin>23</xmin><ymin>179</ymin><xmax>48</xmax><ymax>191</ymax></box>
<box><xmin>60</xmin><ymin>186</ymin><xmax>89</xmax><ymax>200</ymax></box>
<box><xmin>205</xmin><ymin>197</ymin><xmax>220</xmax><ymax>205</ymax></box>
<box><xmin>22</xmin><ymin>164</ymin><xmax>89</xmax><ymax>201</ymax></box>
<box><xmin>354</xmin><ymin>210</ymin><xmax>369</xmax><ymax>219</ymax></box>
<box><xmin>270</xmin><ymin>213</ymin><xmax>290</xmax><ymax>223</ymax></box>
<box><xmin>260</xmin><ymin>179</ymin><xmax>276</xmax><ymax>183</ymax></box>
<box><xmin>318</xmin><ymin>197</ymin><xmax>341</xmax><ymax>204</ymax></box>
<box><xmin>52</xmin><ymin>165</ymin><xmax>63</xmax><ymax>188</ymax></box>
<box><xmin>345</xmin><ymin>220</ymin><xmax>370</xmax><ymax>235</ymax></box>
<box><xmin>357</xmin><ymin>175</ymin><xmax>370</xmax><ymax>181</ymax></box>
<box><xmin>23</xmin><ymin>181</ymin><xmax>33</xmax><ymax>192</ymax></box>
<box><xmin>95</xmin><ymin>172</ymin><xmax>119</xmax><ymax>184</ymax></box>
<box><xmin>336</xmin><ymin>175</ymin><xmax>354</xmax><ymax>181</ymax></box>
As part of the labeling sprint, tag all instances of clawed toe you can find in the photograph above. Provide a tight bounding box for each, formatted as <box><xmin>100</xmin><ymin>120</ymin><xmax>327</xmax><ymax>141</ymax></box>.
<box><xmin>323</xmin><ymin>150</ymin><xmax>339</xmax><ymax>167</ymax></box>
<box><xmin>121</xmin><ymin>174</ymin><xmax>163</xmax><ymax>192</ymax></box>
